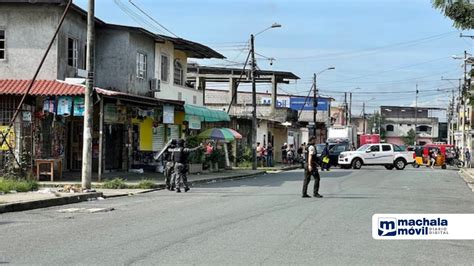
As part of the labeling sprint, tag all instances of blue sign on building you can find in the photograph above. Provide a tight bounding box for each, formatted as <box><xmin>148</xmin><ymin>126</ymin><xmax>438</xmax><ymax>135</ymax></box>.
<box><xmin>289</xmin><ymin>97</ymin><xmax>329</xmax><ymax>111</ymax></box>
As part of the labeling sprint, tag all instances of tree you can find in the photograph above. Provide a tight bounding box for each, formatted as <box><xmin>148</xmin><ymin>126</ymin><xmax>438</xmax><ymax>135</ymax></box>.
<box><xmin>432</xmin><ymin>0</ymin><xmax>474</xmax><ymax>30</ymax></box>
<box><xmin>367</xmin><ymin>112</ymin><xmax>386</xmax><ymax>140</ymax></box>
<box><xmin>402</xmin><ymin>129</ymin><xmax>417</xmax><ymax>146</ymax></box>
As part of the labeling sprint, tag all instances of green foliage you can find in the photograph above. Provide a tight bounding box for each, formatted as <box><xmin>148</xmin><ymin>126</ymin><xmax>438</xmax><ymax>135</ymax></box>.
<box><xmin>186</xmin><ymin>136</ymin><xmax>205</xmax><ymax>164</ymax></box>
<box><xmin>432</xmin><ymin>0</ymin><xmax>473</xmax><ymax>29</ymax></box>
<box><xmin>402</xmin><ymin>128</ymin><xmax>417</xmax><ymax>145</ymax></box>
<box><xmin>137</xmin><ymin>179</ymin><xmax>157</xmax><ymax>189</ymax></box>
<box><xmin>239</xmin><ymin>147</ymin><xmax>253</xmax><ymax>163</ymax></box>
<box><xmin>0</xmin><ymin>177</ymin><xmax>38</xmax><ymax>193</ymax></box>
<box><xmin>102</xmin><ymin>178</ymin><xmax>127</xmax><ymax>189</ymax></box>
<box><xmin>238</xmin><ymin>160</ymin><xmax>252</xmax><ymax>168</ymax></box>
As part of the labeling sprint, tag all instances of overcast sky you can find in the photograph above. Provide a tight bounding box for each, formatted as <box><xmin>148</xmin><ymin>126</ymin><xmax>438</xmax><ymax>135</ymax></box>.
<box><xmin>74</xmin><ymin>0</ymin><xmax>473</xmax><ymax>116</ymax></box>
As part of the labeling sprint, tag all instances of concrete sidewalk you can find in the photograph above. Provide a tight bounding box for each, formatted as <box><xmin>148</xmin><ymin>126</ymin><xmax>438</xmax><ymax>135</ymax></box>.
<box><xmin>37</xmin><ymin>169</ymin><xmax>267</xmax><ymax>188</ymax></box>
<box><xmin>1</xmin><ymin>169</ymin><xmax>269</xmax><ymax>214</ymax></box>
<box><xmin>458</xmin><ymin>168</ymin><xmax>474</xmax><ymax>192</ymax></box>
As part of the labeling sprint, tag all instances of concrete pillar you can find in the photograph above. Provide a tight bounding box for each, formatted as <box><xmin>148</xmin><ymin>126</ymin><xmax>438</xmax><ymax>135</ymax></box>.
<box><xmin>271</xmin><ymin>75</ymin><xmax>277</xmax><ymax>115</ymax></box>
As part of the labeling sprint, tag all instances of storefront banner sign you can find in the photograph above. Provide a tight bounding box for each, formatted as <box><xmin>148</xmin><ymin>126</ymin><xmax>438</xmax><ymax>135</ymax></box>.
<box><xmin>104</xmin><ymin>104</ymin><xmax>119</xmax><ymax>123</ymax></box>
<box><xmin>73</xmin><ymin>97</ymin><xmax>85</xmax><ymax>116</ymax></box>
<box><xmin>57</xmin><ymin>96</ymin><xmax>73</xmax><ymax>116</ymax></box>
<box><xmin>43</xmin><ymin>98</ymin><xmax>56</xmax><ymax>113</ymax></box>
<box><xmin>22</xmin><ymin>111</ymin><xmax>32</xmax><ymax>122</ymax></box>
<box><xmin>290</xmin><ymin>97</ymin><xmax>329</xmax><ymax>111</ymax></box>
<box><xmin>188</xmin><ymin>115</ymin><xmax>201</xmax><ymax>130</ymax></box>
<box><xmin>0</xmin><ymin>126</ymin><xmax>15</xmax><ymax>151</ymax></box>
<box><xmin>163</xmin><ymin>105</ymin><xmax>174</xmax><ymax>124</ymax></box>
<box><xmin>261</xmin><ymin>97</ymin><xmax>289</xmax><ymax>108</ymax></box>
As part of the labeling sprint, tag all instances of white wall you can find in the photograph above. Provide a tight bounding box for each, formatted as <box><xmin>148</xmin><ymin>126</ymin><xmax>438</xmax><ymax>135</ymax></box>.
<box><xmin>256</xmin><ymin>120</ymin><xmax>268</xmax><ymax>146</ymax></box>
<box><xmin>154</xmin><ymin>41</ymin><xmax>203</xmax><ymax>105</ymax></box>
<box><xmin>385</xmin><ymin>119</ymin><xmax>439</xmax><ymax>138</ymax></box>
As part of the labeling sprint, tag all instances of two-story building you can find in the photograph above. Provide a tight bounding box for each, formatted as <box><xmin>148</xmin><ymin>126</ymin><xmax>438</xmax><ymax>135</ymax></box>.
<box><xmin>0</xmin><ymin>0</ymin><xmax>227</xmax><ymax>177</ymax></box>
<box><xmin>381</xmin><ymin>106</ymin><xmax>441</xmax><ymax>146</ymax></box>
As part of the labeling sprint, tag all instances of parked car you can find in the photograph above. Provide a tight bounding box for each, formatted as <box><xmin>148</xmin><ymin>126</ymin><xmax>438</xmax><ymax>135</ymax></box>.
<box><xmin>338</xmin><ymin>143</ymin><xmax>415</xmax><ymax>170</ymax></box>
<box><xmin>316</xmin><ymin>142</ymin><xmax>351</xmax><ymax>166</ymax></box>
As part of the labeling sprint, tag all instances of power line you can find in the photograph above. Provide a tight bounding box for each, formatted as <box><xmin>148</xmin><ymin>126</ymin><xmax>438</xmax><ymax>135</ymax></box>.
<box><xmin>128</xmin><ymin>0</ymin><xmax>178</xmax><ymax>37</ymax></box>
<box><xmin>277</xmin><ymin>31</ymin><xmax>456</xmax><ymax>61</ymax></box>
<box><xmin>113</xmin><ymin>0</ymin><xmax>167</xmax><ymax>35</ymax></box>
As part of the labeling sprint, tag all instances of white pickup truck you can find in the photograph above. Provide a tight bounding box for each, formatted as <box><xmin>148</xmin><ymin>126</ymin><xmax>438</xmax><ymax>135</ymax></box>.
<box><xmin>338</xmin><ymin>143</ymin><xmax>415</xmax><ymax>170</ymax></box>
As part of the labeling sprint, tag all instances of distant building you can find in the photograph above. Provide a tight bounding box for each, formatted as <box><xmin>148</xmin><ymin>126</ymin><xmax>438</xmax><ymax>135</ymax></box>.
<box><xmin>381</xmin><ymin>106</ymin><xmax>441</xmax><ymax>145</ymax></box>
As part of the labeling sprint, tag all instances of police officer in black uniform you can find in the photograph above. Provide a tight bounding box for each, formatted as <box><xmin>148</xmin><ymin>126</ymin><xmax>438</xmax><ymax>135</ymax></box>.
<box><xmin>302</xmin><ymin>136</ymin><xmax>323</xmax><ymax>198</ymax></box>
<box><xmin>171</xmin><ymin>139</ymin><xmax>203</xmax><ymax>193</ymax></box>
<box><xmin>163</xmin><ymin>139</ymin><xmax>177</xmax><ymax>191</ymax></box>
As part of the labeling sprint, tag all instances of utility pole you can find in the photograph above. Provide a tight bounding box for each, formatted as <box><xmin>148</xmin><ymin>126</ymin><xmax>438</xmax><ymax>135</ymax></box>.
<box><xmin>414</xmin><ymin>84</ymin><xmax>418</xmax><ymax>146</ymax></box>
<box><xmin>82</xmin><ymin>0</ymin><xmax>95</xmax><ymax>189</ymax></box>
<box><xmin>313</xmin><ymin>73</ymin><xmax>318</xmax><ymax>137</ymax></box>
<box><xmin>343</xmin><ymin>92</ymin><xmax>347</xmax><ymax>126</ymax></box>
<box><xmin>461</xmin><ymin>50</ymin><xmax>468</xmax><ymax>161</ymax></box>
<box><xmin>349</xmin><ymin>92</ymin><xmax>352</xmax><ymax>125</ymax></box>
<box><xmin>250</xmin><ymin>34</ymin><xmax>257</xmax><ymax>170</ymax></box>
<box><xmin>442</xmin><ymin>77</ymin><xmax>462</xmax><ymax>145</ymax></box>
<box><xmin>362</xmin><ymin>102</ymin><xmax>366</xmax><ymax>134</ymax></box>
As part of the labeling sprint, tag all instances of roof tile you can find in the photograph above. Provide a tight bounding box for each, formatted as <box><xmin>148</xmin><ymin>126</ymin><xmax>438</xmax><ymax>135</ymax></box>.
<box><xmin>0</xmin><ymin>80</ymin><xmax>85</xmax><ymax>96</ymax></box>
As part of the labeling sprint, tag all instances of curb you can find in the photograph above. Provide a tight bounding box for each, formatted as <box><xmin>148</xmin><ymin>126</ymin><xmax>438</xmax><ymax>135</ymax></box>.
<box><xmin>102</xmin><ymin>188</ymin><xmax>162</xmax><ymax>199</ymax></box>
<box><xmin>2</xmin><ymin>170</ymin><xmax>272</xmax><ymax>213</ymax></box>
<box><xmin>458</xmin><ymin>169</ymin><xmax>474</xmax><ymax>192</ymax></box>
<box><xmin>0</xmin><ymin>192</ymin><xmax>103</xmax><ymax>214</ymax></box>
<box><xmin>188</xmin><ymin>171</ymin><xmax>267</xmax><ymax>186</ymax></box>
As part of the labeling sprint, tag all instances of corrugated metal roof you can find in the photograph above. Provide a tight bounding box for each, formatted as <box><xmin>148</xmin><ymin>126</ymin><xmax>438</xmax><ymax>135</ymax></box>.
<box><xmin>0</xmin><ymin>80</ymin><xmax>84</xmax><ymax>96</ymax></box>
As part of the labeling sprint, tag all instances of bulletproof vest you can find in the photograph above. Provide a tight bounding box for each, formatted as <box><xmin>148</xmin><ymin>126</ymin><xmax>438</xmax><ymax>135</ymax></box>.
<box><xmin>172</xmin><ymin>147</ymin><xmax>187</xmax><ymax>164</ymax></box>
<box><xmin>165</xmin><ymin>145</ymin><xmax>175</xmax><ymax>161</ymax></box>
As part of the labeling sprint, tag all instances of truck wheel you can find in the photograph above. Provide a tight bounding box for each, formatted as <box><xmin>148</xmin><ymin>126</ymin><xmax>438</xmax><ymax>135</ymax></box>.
<box><xmin>385</xmin><ymin>165</ymin><xmax>394</xmax><ymax>170</ymax></box>
<box><xmin>394</xmin><ymin>159</ymin><xmax>406</xmax><ymax>170</ymax></box>
<box><xmin>352</xmin><ymin>158</ymin><xmax>362</xmax><ymax>170</ymax></box>
<box><xmin>412</xmin><ymin>163</ymin><xmax>420</xmax><ymax>168</ymax></box>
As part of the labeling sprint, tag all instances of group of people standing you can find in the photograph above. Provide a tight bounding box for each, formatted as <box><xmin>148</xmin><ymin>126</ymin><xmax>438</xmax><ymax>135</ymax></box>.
<box><xmin>161</xmin><ymin>139</ymin><xmax>202</xmax><ymax>193</ymax></box>
<box><xmin>256</xmin><ymin>142</ymin><xmax>274</xmax><ymax>167</ymax></box>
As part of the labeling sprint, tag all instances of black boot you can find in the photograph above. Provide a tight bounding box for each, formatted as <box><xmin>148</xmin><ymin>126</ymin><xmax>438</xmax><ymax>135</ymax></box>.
<box><xmin>176</xmin><ymin>188</ymin><xmax>181</xmax><ymax>193</ymax></box>
<box><xmin>313</xmin><ymin>193</ymin><xmax>323</xmax><ymax>198</ymax></box>
<box><xmin>184</xmin><ymin>187</ymin><xmax>190</xmax><ymax>192</ymax></box>
<box><xmin>302</xmin><ymin>194</ymin><xmax>311</xmax><ymax>198</ymax></box>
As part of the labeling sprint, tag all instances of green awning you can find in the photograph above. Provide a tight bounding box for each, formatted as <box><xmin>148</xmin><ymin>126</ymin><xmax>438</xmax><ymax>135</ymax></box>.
<box><xmin>184</xmin><ymin>104</ymin><xmax>230</xmax><ymax>122</ymax></box>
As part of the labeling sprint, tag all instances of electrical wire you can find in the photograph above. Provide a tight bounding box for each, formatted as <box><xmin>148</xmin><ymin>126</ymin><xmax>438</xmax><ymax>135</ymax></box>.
<box><xmin>128</xmin><ymin>0</ymin><xmax>178</xmax><ymax>37</ymax></box>
<box><xmin>277</xmin><ymin>31</ymin><xmax>456</xmax><ymax>61</ymax></box>
<box><xmin>113</xmin><ymin>0</ymin><xmax>167</xmax><ymax>35</ymax></box>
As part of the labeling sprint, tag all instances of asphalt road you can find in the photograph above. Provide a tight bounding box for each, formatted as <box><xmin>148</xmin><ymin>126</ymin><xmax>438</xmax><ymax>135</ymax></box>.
<box><xmin>1</xmin><ymin>166</ymin><xmax>473</xmax><ymax>265</ymax></box>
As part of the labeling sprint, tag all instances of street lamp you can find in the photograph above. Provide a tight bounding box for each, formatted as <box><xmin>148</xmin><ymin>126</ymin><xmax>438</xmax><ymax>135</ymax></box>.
<box><xmin>312</xmin><ymin>67</ymin><xmax>335</xmax><ymax>137</ymax></box>
<box><xmin>250</xmin><ymin>23</ymin><xmax>281</xmax><ymax>170</ymax></box>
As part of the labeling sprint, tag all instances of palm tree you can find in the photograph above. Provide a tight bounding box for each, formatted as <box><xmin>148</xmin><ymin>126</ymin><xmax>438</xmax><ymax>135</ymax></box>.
<box><xmin>432</xmin><ymin>0</ymin><xmax>473</xmax><ymax>29</ymax></box>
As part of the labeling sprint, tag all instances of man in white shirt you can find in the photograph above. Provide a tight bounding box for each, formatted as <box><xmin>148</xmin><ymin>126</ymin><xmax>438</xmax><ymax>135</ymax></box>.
<box><xmin>302</xmin><ymin>136</ymin><xmax>323</xmax><ymax>198</ymax></box>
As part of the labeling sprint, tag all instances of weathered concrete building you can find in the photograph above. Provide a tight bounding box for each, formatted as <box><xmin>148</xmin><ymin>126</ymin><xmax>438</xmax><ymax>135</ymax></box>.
<box><xmin>381</xmin><ymin>106</ymin><xmax>441</xmax><ymax>145</ymax></box>
<box><xmin>0</xmin><ymin>1</ymin><xmax>226</xmax><ymax>177</ymax></box>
